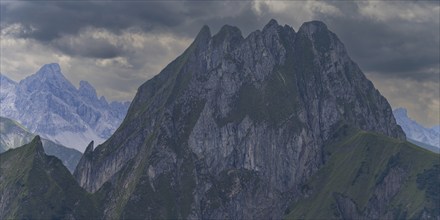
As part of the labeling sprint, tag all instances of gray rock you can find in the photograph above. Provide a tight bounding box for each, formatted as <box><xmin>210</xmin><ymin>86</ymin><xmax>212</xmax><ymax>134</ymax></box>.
<box><xmin>74</xmin><ymin>19</ymin><xmax>405</xmax><ymax>219</ymax></box>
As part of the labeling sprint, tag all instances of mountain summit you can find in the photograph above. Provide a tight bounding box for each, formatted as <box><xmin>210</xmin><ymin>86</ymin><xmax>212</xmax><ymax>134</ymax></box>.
<box><xmin>71</xmin><ymin>19</ymin><xmax>417</xmax><ymax>219</ymax></box>
<box><xmin>0</xmin><ymin>64</ymin><xmax>130</xmax><ymax>151</ymax></box>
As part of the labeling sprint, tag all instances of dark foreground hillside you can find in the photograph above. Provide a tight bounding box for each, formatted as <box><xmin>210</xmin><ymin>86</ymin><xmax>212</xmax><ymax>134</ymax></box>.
<box><xmin>0</xmin><ymin>137</ymin><xmax>97</xmax><ymax>219</ymax></box>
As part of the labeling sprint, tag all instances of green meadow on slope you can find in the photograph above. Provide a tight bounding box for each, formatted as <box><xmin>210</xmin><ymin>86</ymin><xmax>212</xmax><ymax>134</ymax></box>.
<box><xmin>285</xmin><ymin>125</ymin><xmax>439</xmax><ymax>219</ymax></box>
<box><xmin>0</xmin><ymin>137</ymin><xmax>97</xmax><ymax>219</ymax></box>
<box><xmin>0</xmin><ymin>116</ymin><xmax>82</xmax><ymax>172</ymax></box>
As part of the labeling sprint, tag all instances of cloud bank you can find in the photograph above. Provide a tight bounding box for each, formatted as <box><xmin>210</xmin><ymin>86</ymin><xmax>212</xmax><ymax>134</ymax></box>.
<box><xmin>1</xmin><ymin>1</ymin><xmax>438</xmax><ymax>126</ymax></box>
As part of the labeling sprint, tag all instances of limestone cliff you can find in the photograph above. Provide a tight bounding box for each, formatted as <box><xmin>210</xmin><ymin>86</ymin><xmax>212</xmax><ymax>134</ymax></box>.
<box><xmin>74</xmin><ymin>19</ymin><xmax>406</xmax><ymax>219</ymax></box>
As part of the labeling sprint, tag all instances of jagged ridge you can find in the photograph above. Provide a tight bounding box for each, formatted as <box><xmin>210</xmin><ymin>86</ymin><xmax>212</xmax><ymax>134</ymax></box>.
<box><xmin>73</xmin><ymin>19</ymin><xmax>407</xmax><ymax>219</ymax></box>
<box><xmin>0</xmin><ymin>64</ymin><xmax>130</xmax><ymax>151</ymax></box>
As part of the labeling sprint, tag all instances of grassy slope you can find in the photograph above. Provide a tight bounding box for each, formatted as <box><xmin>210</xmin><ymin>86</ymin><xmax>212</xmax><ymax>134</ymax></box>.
<box><xmin>407</xmin><ymin>138</ymin><xmax>440</xmax><ymax>154</ymax></box>
<box><xmin>0</xmin><ymin>137</ymin><xmax>37</xmax><ymax>218</ymax></box>
<box><xmin>0</xmin><ymin>137</ymin><xmax>97</xmax><ymax>219</ymax></box>
<box><xmin>0</xmin><ymin>116</ymin><xmax>82</xmax><ymax>172</ymax></box>
<box><xmin>285</xmin><ymin>127</ymin><xmax>439</xmax><ymax>219</ymax></box>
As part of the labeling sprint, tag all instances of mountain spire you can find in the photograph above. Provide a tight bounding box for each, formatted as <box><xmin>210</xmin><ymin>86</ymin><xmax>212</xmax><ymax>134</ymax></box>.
<box><xmin>36</xmin><ymin>63</ymin><xmax>62</xmax><ymax>76</ymax></box>
<box><xmin>195</xmin><ymin>25</ymin><xmax>211</xmax><ymax>42</ymax></box>
<box><xmin>31</xmin><ymin>135</ymin><xmax>45</xmax><ymax>156</ymax></box>
<box><xmin>298</xmin><ymin>20</ymin><xmax>329</xmax><ymax>35</ymax></box>
<box><xmin>263</xmin><ymin>18</ymin><xmax>280</xmax><ymax>31</ymax></box>
<box><xmin>79</xmin><ymin>80</ymin><xmax>98</xmax><ymax>99</ymax></box>
<box><xmin>212</xmin><ymin>24</ymin><xmax>243</xmax><ymax>47</ymax></box>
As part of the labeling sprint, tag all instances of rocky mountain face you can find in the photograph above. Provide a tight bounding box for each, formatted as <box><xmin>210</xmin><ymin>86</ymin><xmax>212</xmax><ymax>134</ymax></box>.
<box><xmin>73</xmin><ymin>19</ymin><xmax>407</xmax><ymax>219</ymax></box>
<box><xmin>393</xmin><ymin>108</ymin><xmax>440</xmax><ymax>149</ymax></box>
<box><xmin>0</xmin><ymin>136</ymin><xmax>97</xmax><ymax>219</ymax></box>
<box><xmin>0</xmin><ymin>64</ymin><xmax>130</xmax><ymax>152</ymax></box>
<box><xmin>0</xmin><ymin>116</ymin><xmax>82</xmax><ymax>173</ymax></box>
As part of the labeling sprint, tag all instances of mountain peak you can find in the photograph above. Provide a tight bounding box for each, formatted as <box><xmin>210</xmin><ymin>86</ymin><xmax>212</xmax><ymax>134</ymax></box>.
<box><xmin>79</xmin><ymin>80</ymin><xmax>98</xmax><ymax>98</ymax></box>
<box><xmin>296</xmin><ymin>20</ymin><xmax>343</xmax><ymax>54</ymax></box>
<box><xmin>98</xmin><ymin>95</ymin><xmax>107</xmax><ymax>103</ymax></box>
<box><xmin>84</xmin><ymin>141</ymin><xmax>94</xmax><ymax>155</ymax></box>
<box><xmin>195</xmin><ymin>25</ymin><xmax>211</xmax><ymax>41</ymax></box>
<box><xmin>0</xmin><ymin>74</ymin><xmax>17</xmax><ymax>85</ymax></box>
<box><xmin>218</xmin><ymin>24</ymin><xmax>242</xmax><ymax>36</ymax></box>
<box><xmin>212</xmin><ymin>24</ymin><xmax>243</xmax><ymax>47</ymax></box>
<box><xmin>30</xmin><ymin>135</ymin><xmax>45</xmax><ymax>156</ymax></box>
<box><xmin>73</xmin><ymin>20</ymin><xmax>409</xmax><ymax>218</ymax></box>
<box><xmin>263</xmin><ymin>19</ymin><xmax>280</xmax><ymax>31</ymax></box>
<box><xmin>30</xmin><ymin>63</ymin><xmax>72</xmax><ymax>87</ymax></box>
<box><xmin>37</xmin><ymin>63</ymin><xmax>62</xmax><ymax>75</ymax></box>
<box><xmin>2</xmin><ymin>63</ymin><xmax>130</xmax><ymax>151</ymax></box>
<box><xmin>190</xmin><ymin>25</ymin><xmax>212</xmax><ymax>51</ymax></box>
<box><xmin>20</xmin><ymin>63</ymin><xmax>77</xmax><ymax>95</ymax></box>
<box><xmin>299</xmin><ymin>20</ymin><xmax>328</xmax><ymax>34</ymax></box>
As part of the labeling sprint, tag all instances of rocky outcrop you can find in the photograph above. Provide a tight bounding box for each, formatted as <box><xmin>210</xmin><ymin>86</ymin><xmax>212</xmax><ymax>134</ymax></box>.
<box><xmin>73</xmin><ymin>141</ymin><xmax>94</xmax><ymax>188</ymax></box>
<box><xmin>365</xmin><ymin>165</ymin><xmax>407</xmax><ymax>218</ymax></box>
<box><xmin>334</xmin><ymin>165</ymin><xmax>408</xmax><ymax>219</ymax></box>
<box><xmin>74</xmin><ymin>19</ymin><xmax>405</xmax><ymax>219</ymax></box>
<box><xmin>334</xmin><ymin>193</ymin><xmax>365</xmax><ymax>220</ymax></box>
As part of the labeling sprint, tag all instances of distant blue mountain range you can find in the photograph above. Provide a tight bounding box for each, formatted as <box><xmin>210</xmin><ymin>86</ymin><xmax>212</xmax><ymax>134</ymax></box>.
<box><xmin>0</xmin><ymin>63</ymin><xmax>130</xmax><ymax>152</ymax></box>
<box><xmin>393</xmin><ymin>108</ymin><xmax>439</xmax><ymax>151</ymax></box>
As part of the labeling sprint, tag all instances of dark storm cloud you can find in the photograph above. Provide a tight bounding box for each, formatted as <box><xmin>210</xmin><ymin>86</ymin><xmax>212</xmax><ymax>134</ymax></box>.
<box><xmin>1</xmin><ymin>1</ymin><xmax>195</xmax><ymax>59</ymax></box>
<box><xmin>1</xmin><ymin>1</ymin><xmax>263</xmax><ymax>59</ymax></box>
<box><xmin>1</xmin><ymin>1</ymin><xmax>271</xmax><ymax>40</ymax></box>
<box><xmin>327</xmin><ymin>18</ymin><xmax>439</xmax><ymax>81</ymax></box>
<box><xmin>52</xmin><ymin>36</ymin><xmax>122</xmax><ymax>59</ymax></box>
<box><xmin>1</xmin><ymin>1</ymin><xmax>186</xmax><ymax>41</ymax></box>
<box><xmin>2</xmin><ymin>1</ymin><xmax>438</xmax><ymax>75</ymax></box>
<box><xmin>180</xmin><ymin>1</ymin><xmax>263</xmax><ymax>35</ymax></box>
<box><xmin>317</xmin><ymin>1</ymin><xmax>439</xmax><ymax>82</ymax></box>
<box><xmin>1</xmin><ymin>1</ymin><xmax>438</xmax><ymax>125</ymax></box>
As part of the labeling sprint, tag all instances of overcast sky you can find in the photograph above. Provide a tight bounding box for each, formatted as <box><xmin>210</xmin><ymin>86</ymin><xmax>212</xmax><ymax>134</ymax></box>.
<box><xmin>0</xmin><ymin>1</ymin><xmax>439</xmax><ymax>127</ymax></box>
